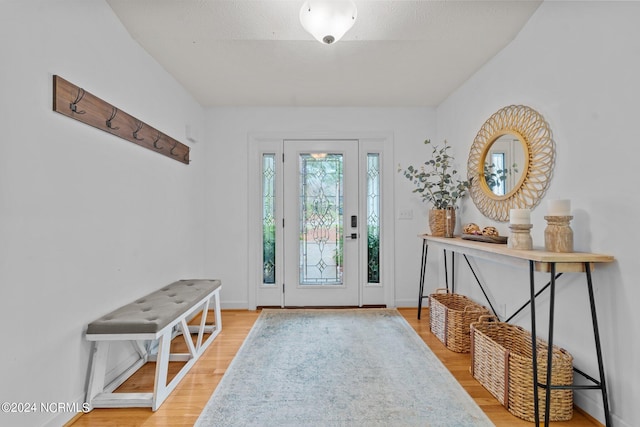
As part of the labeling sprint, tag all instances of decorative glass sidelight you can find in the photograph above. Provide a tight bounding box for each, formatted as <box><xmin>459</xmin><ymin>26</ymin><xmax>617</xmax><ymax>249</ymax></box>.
<box><xmin>262</xmin><ymin>154</ymin><xmax>276</xmax><ymax>284</ymax></box>
<box><xmin>367</xmin><ymin>154</ymin><xmax>380</xmax><ymax>283</ymax></box>
<box><xmin>298</xmin><ymin>153</ymin><xmax>343</xmax><ymax>285</ymax></box>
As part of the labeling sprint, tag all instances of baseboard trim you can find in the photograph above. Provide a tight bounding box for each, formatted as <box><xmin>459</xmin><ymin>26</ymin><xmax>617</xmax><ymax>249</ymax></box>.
<box><xmin>62</xmin><ymin>412</ymin><xmax>84</xmax><ymax>427</ymax></box>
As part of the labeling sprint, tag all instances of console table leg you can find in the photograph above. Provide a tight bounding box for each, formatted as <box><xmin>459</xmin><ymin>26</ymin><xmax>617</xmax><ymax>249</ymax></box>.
<box><xmin>463</xmin><ymin>254</ymin><xmax>498</xmax><ymax>318</ymax></box>
<box><xmin>529</xmin><ymin>260</ymin><xmax>540</xmax><ymax>426</ymax></box>
<box><xmin>417</xmin><ymin>241</ymin><xmax>429</xmax><ymax>319</ymax></box>
<box><xmin>585</xmin><ymin>263</ymin><xmax>611</xmax><ymax>426</ymax></box>
<box><xmin>451</xmin><ymin>251</ymin><xmax>455</xmax><ymax>293</ymax></box>
<box><xmin>543</xmin><ymin>263</ymin><xmax>558</xmax><ymax>427</ymax></box>
<box><xmin>443</xmin><ymin>249</ymin><xmax>449</xmax><ymax>291</ymax></box>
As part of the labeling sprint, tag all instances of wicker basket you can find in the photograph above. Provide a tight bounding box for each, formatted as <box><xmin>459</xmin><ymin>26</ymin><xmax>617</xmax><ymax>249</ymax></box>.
<box><xmin>428</xmin><ymin>288</ymin><xmax>490</xmax><ymax>353</ymax></box>
<box><xmin>470</xmin><ymin>316</ymin><xmax>574</xmax><ymax>422</ymax></box>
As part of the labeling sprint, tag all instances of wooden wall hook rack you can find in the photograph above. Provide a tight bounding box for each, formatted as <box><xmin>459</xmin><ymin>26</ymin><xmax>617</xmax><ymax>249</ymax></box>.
<box><xmin>53</xmin><ymin>75</ymin><xmax>190</xmax><ymax>165</ymax></box>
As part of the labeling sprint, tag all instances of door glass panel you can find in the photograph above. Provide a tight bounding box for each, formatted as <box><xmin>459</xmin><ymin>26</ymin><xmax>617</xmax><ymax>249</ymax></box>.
<box><xmin>367</xmin><ymin>154</ymin><xmax>380</xmax><ymax>283</ymax></box>
<box><xmin>488</xmin><ymin>152</ymin><xmax>506</xmax><ymax>196</ymax></box>
<box><xmin>262</xmin><ymin>154</ymin><xmax>276</xmax><ymax>285</ymax></box>
<box><xmin>298</xmin><ymin>153</ymin><xmax>343</xmax><ymax>286</ymax></box>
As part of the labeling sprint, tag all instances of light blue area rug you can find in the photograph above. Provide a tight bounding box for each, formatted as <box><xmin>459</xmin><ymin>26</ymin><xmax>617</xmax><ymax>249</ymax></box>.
<box><xmin>196</xmin><ymin>309</ymin><xmax>494</xmax><ymax>426</ymax></box>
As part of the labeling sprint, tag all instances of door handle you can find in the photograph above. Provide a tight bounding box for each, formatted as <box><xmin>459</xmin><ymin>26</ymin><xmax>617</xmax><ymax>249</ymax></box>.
<box><xmin>345</xmin><ymin>233</ymin><xmax>358</xmax><ymax>239</ymax></box>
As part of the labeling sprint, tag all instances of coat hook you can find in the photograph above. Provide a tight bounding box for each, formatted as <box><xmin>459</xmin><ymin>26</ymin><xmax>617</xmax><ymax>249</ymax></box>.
<box><xmin>170</xmin><ymin>140</ymin><xmax>179</xmax><ymax>156</ymax></box>
<box><xmin>106</xmin><ymin>107</ymin><xmax>119</xmax><ymax>130</ymax></box>
<box><xmin>152</xmin><ymin>131</ymin><xmax>163</xmax><ymax>149</ymax></box>
<box><xmin>70</xmin><ymin>87</ymin><xmax>86</xmax><ymax>114</ymax></box>
<box><xmin>133</xmin><ymin>120</ymin><xmax>144</xmax><ymax>141</ymax></box>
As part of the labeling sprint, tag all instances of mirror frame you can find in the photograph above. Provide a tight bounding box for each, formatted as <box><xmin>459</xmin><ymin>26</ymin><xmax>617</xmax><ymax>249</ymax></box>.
<box><xmin>467</xmin><ymin>105</ymin><xmax>555</xmax><ymax>222</ymax></box>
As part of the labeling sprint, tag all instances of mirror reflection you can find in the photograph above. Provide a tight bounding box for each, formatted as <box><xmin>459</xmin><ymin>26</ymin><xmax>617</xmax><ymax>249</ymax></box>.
<box><xmin>483</xmin><ymin>134</ymin><xmax>525</xmax><ymax>197</ymax></box>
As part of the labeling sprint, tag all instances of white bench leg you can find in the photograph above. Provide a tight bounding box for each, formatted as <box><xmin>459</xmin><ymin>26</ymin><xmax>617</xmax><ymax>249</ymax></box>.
<box><xmin>214</xmin><ymin>288</ymin><xmax>222</xmax><ymax>335</ymax></box>
<box><xmin>195</xmin><ymin>298</ymin><xmax>211</xmax><ymax>350</ymax></box>
<box><xmin>133</xmin><ymin>341</ymin><xmax>148</xmax><ymax>360</ymax></box>
<box><xmin>186</xmin><ymin>290</ymin><xmax>222</xmax><ymax>346</ymax></box>
<box><xmin>180</xmin><ymin>317</ymin><xmax>197</xmax><ymax>357</ymax></box>
<box><xmin>152</xmin><ymin>331</ymin><xmax>172</xmax><ymax>411</ymax></box>
<box><xmin>85</xmin><ymin>341</ymin><xmax>109</xmax><ymax>408</ymax></box>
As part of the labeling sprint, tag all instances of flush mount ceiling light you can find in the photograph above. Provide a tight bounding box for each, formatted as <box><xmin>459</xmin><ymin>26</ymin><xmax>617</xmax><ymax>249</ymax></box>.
<box><xmin>299</xmin><ymin>0</ymin><xmax>357</xmax><ymax>45</ymax></box>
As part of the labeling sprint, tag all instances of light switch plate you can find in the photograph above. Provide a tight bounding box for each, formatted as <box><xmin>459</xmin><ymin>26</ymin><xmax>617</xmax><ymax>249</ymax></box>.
<box><xmin>398</xmin><ymin>209</ymin><xmax>413</xmax><ymax>220</ymax></box>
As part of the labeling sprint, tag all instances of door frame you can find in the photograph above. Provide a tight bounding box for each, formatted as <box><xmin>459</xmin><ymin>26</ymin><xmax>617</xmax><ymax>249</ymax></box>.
<box><xmin>247</xmin><ymin>131</ymin><xmax>395</xmax><ymax>309</ymax></box>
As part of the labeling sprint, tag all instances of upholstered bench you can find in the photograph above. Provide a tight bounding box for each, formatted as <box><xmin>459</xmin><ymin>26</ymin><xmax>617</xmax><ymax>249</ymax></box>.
<box><xmin>85</xmin><ymin>279</ymin><xmax>222</xmax><ymax>411</ymax></box>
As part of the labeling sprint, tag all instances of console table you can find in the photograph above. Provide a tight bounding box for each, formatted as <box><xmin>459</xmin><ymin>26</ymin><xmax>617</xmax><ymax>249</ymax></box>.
<box><xmin>416</xmin><ymin>234</ymin><xmax>614</xmax><ymax>426</ymax></box>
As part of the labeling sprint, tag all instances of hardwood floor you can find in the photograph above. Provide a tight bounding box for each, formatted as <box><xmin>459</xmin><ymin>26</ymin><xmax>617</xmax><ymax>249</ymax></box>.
<box><xmin>70</xmin><ymin>308</ymin><xmax>602</xmax><ymax>427</ymax></box>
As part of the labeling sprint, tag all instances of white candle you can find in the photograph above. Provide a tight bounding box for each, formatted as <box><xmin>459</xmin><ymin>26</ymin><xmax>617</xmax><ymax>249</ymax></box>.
<box><xmin>548</xmin><ymin>199</ymin><xmax>571</xmax><ymax>216</ymax></box>
<box><xmin>510</xmin><ymin>208</ymin><xmax>531</xmax><ymax>224</ymax></box>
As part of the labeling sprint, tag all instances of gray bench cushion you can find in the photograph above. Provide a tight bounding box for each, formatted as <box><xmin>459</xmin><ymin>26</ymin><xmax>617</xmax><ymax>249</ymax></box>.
<box><xmin>87</xmin><ymin>279</ymin><xmax>221</xmax><ymax>335</ymax></box>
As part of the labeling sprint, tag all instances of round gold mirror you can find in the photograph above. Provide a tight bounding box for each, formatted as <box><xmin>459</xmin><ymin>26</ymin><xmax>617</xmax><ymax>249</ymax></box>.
<box><xmin>468</xmin><ymin>105</ymin><xmax>555</xmax><ymax>222</ymax></box>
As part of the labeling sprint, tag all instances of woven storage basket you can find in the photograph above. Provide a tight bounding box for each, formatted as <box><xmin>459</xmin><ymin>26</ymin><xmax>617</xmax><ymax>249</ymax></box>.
<box><xmin>428</xmin><ymin>288</ymin><xmax>490</xmax><ymax>353</ymax></box>
<box><xmin>470</xmin><ymin>316</ymin><xmax>574</xmax><ymax>422</ymax></box>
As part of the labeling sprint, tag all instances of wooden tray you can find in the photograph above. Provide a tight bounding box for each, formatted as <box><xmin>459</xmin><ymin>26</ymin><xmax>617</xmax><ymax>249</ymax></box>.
<box><xmin>461</xmin><ymin>233</ymin><xmax>508</xmax><ymax>244</ymax></box>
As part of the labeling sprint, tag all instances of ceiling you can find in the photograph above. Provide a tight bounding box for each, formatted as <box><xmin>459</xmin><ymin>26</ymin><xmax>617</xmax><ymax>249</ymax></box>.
<box><xmin>106</xmin><ymin>0</ymin><xmax>542</xmax><ymax>107</ymax></box>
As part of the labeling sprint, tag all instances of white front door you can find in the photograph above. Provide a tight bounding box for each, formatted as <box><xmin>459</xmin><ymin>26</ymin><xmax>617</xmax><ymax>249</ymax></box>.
<box><xmin>283</xmin><ymin>140</ymin><xmax>359</xmax><ymax>306</ymax></box>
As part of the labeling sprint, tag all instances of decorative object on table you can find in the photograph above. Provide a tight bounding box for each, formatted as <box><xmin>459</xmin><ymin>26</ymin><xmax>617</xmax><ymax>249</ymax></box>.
<box><xmin>461</xmin><ymin>223</ymin><xmax>508</xmax><ymax>243</ymax></box>
<box><xmin>461</xmin><ymin>234</ymin><xmax>508</xmax><ymax>244</ymax></box>
<box><xmin>399</xmin><ymin>139</ymin><xmax>470</xmax><ymax>237</ymax></box>
<box><xmin>544</xmin><ymin>199</ymin><xmax>574</xmax><ymax>252</ymax></box>
<box><xmin>507</xmin><ymin>208</ymin><xmax>533</xmax><ymax>250</ymax></box>
<box><xmin>429</xmin><ymin>207</ymin><xmax>456</xmax><ymax>238</ymax></box>
<box><xmin>470</xmin><ymin>316</ymin><xmax>574</xmax><ymax>422</ymax></box>
<box><xmin>482</xmin><ymin>226</ymin><xmax>499</xmax><ymax>237</ymax></box>
<box><xmin>463</xmin><ymin>223</ymin><xmax>481</xmax><ymax>235</ymax></box>
<box><xmin>429</xmin><ymin>288</ymin><xmax>490</xmax><ymax>353</ymax></box>
<box><xmin>467</xmin><ymin>105</ymin><xmax>555</xmax><ymax>222</ymax></box>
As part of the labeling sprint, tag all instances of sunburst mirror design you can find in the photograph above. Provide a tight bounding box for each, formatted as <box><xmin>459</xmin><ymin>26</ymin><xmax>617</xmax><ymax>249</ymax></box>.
<box><xmin>467</xmin><ymin>105</ymin><xmax>555</xmax><ymax>222</ymax></box>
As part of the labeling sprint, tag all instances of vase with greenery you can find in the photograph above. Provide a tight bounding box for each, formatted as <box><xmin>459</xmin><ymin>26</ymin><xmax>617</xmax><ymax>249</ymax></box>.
<box><xmin>398</xmin><ymin>139</ymin><xmax>470</xmax><ymax>237</ymax></box>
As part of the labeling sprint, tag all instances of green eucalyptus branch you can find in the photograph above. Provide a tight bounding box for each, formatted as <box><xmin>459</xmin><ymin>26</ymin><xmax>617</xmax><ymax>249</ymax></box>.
<box><xmin>398</xmin><ymin>139</ymin><xmax>470</xmax><ymax>210</ymax></box>
<box><xmin>483</xmin><ymin>162</ymin><xmax>519</xmax><ymax>191</ymax></box>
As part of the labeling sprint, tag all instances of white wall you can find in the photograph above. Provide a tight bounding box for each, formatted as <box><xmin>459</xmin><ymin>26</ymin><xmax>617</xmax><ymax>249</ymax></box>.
<box><xmin>2</xmin><ymin>1</ymin><xmax>636</xmax><ymax>426</ymax></box>
<box><xmin>0</xmin><ymin>2</ymin><xmax>205</xmax><ymax>426</ymax></box>
<box><xmin>203</xmin><ymin>107</ymin><xmax>443</xmax><ymax>308</ymax></box>
<box><xmin>436</xmin><ymin>2</ymin><xmax>639</xmax><ymax>426</ymax></box>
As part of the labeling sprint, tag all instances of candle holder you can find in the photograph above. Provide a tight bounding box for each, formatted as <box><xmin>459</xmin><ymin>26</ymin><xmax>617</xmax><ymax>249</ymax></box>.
<box><xmin>508</xmin><ymin>223</ymin><xmax>533</xmax><ymax>250</ymax></box>
<box><xmin>544</xmin><ymin>215</ymin><xmax>574</xmax><ymax>252</ymax></box>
